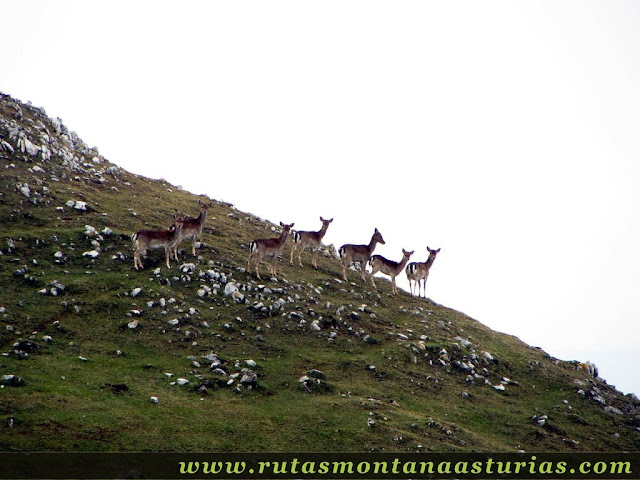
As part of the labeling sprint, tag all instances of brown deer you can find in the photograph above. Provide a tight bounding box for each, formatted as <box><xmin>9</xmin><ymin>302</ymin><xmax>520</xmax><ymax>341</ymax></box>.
<box><xmin>338</xmin><ymin>228</ymin><xmax>385</xmax><ymax>282</ymax></box>
<box><xmin>289</xmin><ymin>217</ymin><xmax>333</xmax><ymax>269</ymax></box>
<box><xmin>132</xmin><ymin>217</ymin><xmax>185</xmax><ymax>270</ymax></box>
<box><xmin>406</xmin><ymin>247</ymin><xmax>440</xmax><ymax>298</ymax></box>
<box><xmin>172</xmin><ymin>200</ymin><xmax>213</xmax><ymax>259</ymax></box>
<box><xmin>247</xmin><ymin>222</ymin><xmax>294</xmax><ymax>280</ymax></box>
<box><xmin>369</xmin><ymin>248</ymin><xmax>414</xmax><ymax>295</ymax></box>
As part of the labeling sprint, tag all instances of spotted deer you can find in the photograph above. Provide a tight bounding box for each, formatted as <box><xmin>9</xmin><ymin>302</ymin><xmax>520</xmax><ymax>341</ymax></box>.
<box><xmin>406</xmin><ymin>247</ymin><xmax>440</xmax><ymax>298</ymax></box>
<box><xmin>132</xmin><ymin>217</ymin><xmax>185</xmax><ymax>270</ymax></box>
<box><xmin>172</xmin><ymin>200</ymin><xmax>214</xmax><ymax>259</ymax></box>
<box><xmin>338</xmin><ymin>228</ymin><xmax>385</xmax><ymax>282</ymax></box>
<box><xmin>369</xmin><ymin>248</ymin><xmax>414</xmax><ymax>295</ymax></box>
<box><xmin>247</xmin><ymin>222</ymin><xmax>294</xmax><ymax>280</ymax></box>
<box><xmin>290</xmin><ymin>217</ymin><xmax>333</xmax><ymax>269</ymax></box>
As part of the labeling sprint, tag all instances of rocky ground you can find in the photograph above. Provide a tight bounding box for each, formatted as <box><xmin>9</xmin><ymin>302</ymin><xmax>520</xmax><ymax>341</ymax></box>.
<box><xmin>1</xmin><ymin>92</ymin><xmax>639</xmax><ymax>452</ymax></box>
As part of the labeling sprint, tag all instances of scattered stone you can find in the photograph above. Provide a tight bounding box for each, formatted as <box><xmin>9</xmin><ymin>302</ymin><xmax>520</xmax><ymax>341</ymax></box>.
<box><xmin>482</xmin><ymin>351</ymin><xmax>495</xmax><ymax>362</ymax></box>
<box><xmin>180</xmin><ymin>263</ymin><xmax>196</xmax><ymax>273</ymax></box>
<box><xmin>533</xmin><ymin>414</ymin><xmax>548</xmax><ymax>426</ymax></box>
<box><xmin>18</xmin><ymin>183</ymin><xmax>31</xmax><ymax>197</ymax></box>
<box><xmin>604</xmin><ymin>406</ymin><xmax>623</xmax><ymax>415</ymax></box>
<box><xmin>453</xmin><ymin>336</ymin><xmax>472</xmax><ymax>348</ymax></box>
<box><xmin>224</xmin><ymin>283</ymin><xmax>238</xmax><ymax>296</ymax></box>
<box><xmin>0</xmin><ymin>375</ymin><xmax>25</xmax><ymax>387</ymax></box>
<box><xmin>232</xmin><ymin>291</ymin><xmax>245</xmax><ymax>303</ymax></box>
<box><xmin>308</xmin><ymin>369</ymin><xmax>325</xmax><ymax>379</ymax></box>
<box><xmin>66</xmin><ymin>200</ymin><xmax>88</xmax><ymax>211</ymax></box>
<box><xmin>240</xmin><ymin>371</ymin><xmax>257</xmax><ymax>386</ymax></box>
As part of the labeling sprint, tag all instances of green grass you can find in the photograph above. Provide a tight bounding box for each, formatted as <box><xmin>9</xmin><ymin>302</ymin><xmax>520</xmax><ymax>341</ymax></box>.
<box><xmin>1</xmin><ymin>95</ymin><xmax>639</xmax><ymax>453</ymax></box>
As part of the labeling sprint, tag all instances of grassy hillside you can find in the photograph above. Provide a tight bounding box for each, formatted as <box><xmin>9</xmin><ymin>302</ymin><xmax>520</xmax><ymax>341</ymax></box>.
<box><xmin>1</xmin><ymin>92</ymin><xmax>639</xmax><ymax>452</ymax></box>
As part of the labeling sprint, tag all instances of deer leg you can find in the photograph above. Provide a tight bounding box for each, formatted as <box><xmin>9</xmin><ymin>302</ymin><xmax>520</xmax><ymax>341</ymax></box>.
<box><xmin>392</xmin><ymin>277</ymin><xmax>397</xmax><ymax>295</ymax></box>
<box><xmin>192</xmin><ymin>236</ymin><xmax>197</xmax><ymax>256</ymax></box>
<box><xmin>290</xmin><ymin>244</ymin><xmax>296</xmax><ymax>266</ymax></box>
<box><xmin>165</xmin><ymin>247</ymin><xmax>171</xmax><ymax>269</ymax></box>
<box><xmin>298</xmin><ymin>246</ymin><xmax>304</xmax><ymax>268</ymax></box>
<box><xmin>312</xmin><ymin>248</ymin><xmax>318</xmax><ymax>269</ymax></box>
<box><xmin>254</xmin><ymin>253</ymin><xmax>263</xmax><ymax>280</ymax></box>
<box><xmin>247</xmin><ymin>252</ymin><xmax>253</xmax><ymax>273</ymax></box>
<box><xmin>341</xmin><ymin>256</ymin><xmax>349</xmax><ymax>281</ymax></box>
<box><xmin>369</xmin><ymin>264</ymin><xmax>378</xmax><ymax>289</ymax></box>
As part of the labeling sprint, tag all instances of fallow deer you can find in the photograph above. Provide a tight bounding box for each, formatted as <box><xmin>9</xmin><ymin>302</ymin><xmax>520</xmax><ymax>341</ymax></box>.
<box><xmin>290</xmin><ymin>217</ymin><xmax>333</xmax><ymax>269</ymax></box>
<box><xmin>338</xmin><ymin>228</ymin><xmax>385</xmax><ymax>282</ymax></box>
<box><xmin>247</xmin><ymin>222</ymin><xmax>294</xmax><ymax>280</ymax></box>
<box><xmin>172</xmin><ymin>200</ymin><xmax>213</xmax><ymax>259</ymax></box>
<box><xmin>369</xmin><ymin>248</ymin><xmax>414</xmax><ymax>295</ymax></box>
<box><xmin>132</xmin><ymin>217</ymin><xmax>185</xmax><ymax>270</ymax></box>
<box><xmin>406</xmin><ymin>247</ymin><xmax>441</xmax><ymax>298</ymax></box>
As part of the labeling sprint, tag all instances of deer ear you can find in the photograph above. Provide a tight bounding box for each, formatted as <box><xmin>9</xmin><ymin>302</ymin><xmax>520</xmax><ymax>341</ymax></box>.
<box><xmin>280</xmin><ymin>222</ymin><xmax>285</xmax><ymax>227</ymax></box>
<box><xmin>436</xmin><ymin>248</ymin><xmax>441</xmax><ymax>253</ymax></box>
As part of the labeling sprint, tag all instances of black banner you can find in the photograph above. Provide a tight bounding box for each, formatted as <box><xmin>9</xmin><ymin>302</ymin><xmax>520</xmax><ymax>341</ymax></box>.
<box><xmin>1</xmin><ymin>452</ymin><xmax>639</xmax><ymax>479</ymax></box>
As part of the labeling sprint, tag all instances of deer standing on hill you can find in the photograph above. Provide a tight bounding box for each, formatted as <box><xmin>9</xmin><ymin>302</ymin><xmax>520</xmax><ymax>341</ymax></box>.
<box><xmin>132</xmin><ymin>217</ymin><xmax>185</xmax><ymax>270</ymax></box>
<box><xmin>338</xmin><ymin>228</ymin><xmax>385</xmax><ymax>282</ymax></box>
<box><xmin>406</xmin><ymin>247</ymin><xmax>441</xmax><ymax>298</ymax></box>
<box><xmin>247</xmin><ymin>222</ymin><xmax>294</xmax><ymax>280</ymax></box>
<box><xmin>290</xmin><ymin>217</ymin><xmax>333</xmax><ymax>269</ymax></box>
<box><xmin>369</xmin><ymin>248</ymin><xmax>414</xmax><ymax>295</ymax></box>
<box><xmin>172</xmin><ymin>200</ymin><xmax>213</xmax><ymax>259</ymax></box>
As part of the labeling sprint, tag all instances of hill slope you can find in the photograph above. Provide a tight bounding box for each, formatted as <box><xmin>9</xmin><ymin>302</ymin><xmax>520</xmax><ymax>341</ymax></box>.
<box><xmin>1</xmin><ymin>92</ymin><xmax>639</xmax><ymax>452</ymax></box>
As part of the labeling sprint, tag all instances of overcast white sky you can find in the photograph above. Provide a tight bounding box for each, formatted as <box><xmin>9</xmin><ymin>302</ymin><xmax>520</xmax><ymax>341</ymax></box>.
<box><xmin>2</xmin><ymin>1</ymin><xmax>639</xmax><ymax>395</ymax></box>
